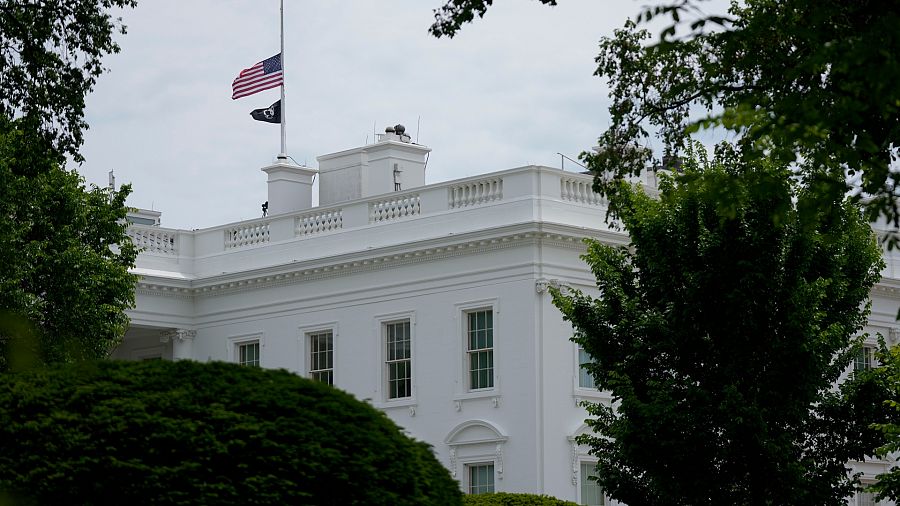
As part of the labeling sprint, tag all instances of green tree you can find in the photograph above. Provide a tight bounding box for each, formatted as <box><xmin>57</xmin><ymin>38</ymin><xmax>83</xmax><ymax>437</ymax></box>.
<box><xmin>0</xmin><ymin>118</ymin><xmax>137</xmax><ymax>372</ymax></box>
<box><xmin>0</xmin><ymin>359</ymin><xmax>463</xmax><ymax>505</ymax></box>
<box><xmin>1</xmin><ymin>0</ymin><xmax>136</xmax><ymax>160</ymax></box>
<box><xmin>430</xmin><ymin>1</ymin><xmax>900</xmax><ymax>232</ymax></box>
<box><xmin>551</xmin><ymin>146</ymin><xmax>891</xmax><ymax>505</ymax></box>
<box><xmin>870</xmin><ymin>346</ymin><xmax>900</xmax><ymax>502</ymax></box>
<box><xmin>0</xmin><ymin>0</ymin><xmax>139</xmax><ymax>369</ymax></box>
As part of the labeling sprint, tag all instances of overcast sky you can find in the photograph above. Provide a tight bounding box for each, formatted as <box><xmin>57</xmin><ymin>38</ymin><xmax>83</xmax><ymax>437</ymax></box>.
<box><xmin>76</xmin><ymin>0</ymin><xmax>675</xmax><ymax>230</ymax></box>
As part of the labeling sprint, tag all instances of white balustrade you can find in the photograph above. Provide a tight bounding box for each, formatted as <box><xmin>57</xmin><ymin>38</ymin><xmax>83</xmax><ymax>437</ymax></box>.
<box><xmin>224</xmin><ymin>222</ymin><xmax>270</xmax><ymax>249</ymax></box>
<box><xmin>448</xmin><ymin>177</ymin><xmax>503</xmax><ymax>208</ymax></box>
<box><xmin>560</xmin><ymin>176</ymin><xmax>603</xmax><ymax>206</ymax></box>
<box><xmin>296</xmin><ymin>209</ymin><xmax>343</xmax><ymax>236</ymax></box>
<box><xmin>128</xmin><ymin>227</ymin><xmax>177</xmax><ymax>255</ymax></box>
<box><xmin>130</xmin><ymin>168</ymin><xmax>609</xmax><ymax>261</ymax></box>
<box><xmin>370</xmin><ymin>194</ymin><xmax>421</xmax><ymax>223</ymax></box>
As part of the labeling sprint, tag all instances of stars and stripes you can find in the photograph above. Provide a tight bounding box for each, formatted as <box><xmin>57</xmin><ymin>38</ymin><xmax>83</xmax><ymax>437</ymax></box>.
<box><xmin>232</xmin><ymin>53</ymin><xmax>283</xmax><ymax>100</ymax></box>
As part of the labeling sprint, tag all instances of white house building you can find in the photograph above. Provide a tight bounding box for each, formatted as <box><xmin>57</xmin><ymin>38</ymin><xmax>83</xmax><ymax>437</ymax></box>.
<box><xmin>115</xmin><ymin>128</ymin><xmax>900</xmax><ymax>505</ymax></box>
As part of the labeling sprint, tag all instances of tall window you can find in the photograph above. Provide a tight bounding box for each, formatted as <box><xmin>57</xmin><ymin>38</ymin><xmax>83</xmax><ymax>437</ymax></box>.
<box><xmin>580</xmin><ymin>461</ymin><xmax>605</xmax><ymax>506</ymax></box>
<box><xmin>467</xmin><ymin>463</ymin><xmax>495</xmax><ymax>495</ymax></box>
<box><xmin>309</xmin><ymin>331</ymin><xmax>334</xmax><ymax>385</ymax></box>
<box><xmin>856</xmin><ymin>491</ymin><xmax>879</xmax><ymax>506</ymax></box>
<box><xmin>855</xmin><ymin>346</ymin><xmax>874</xmax><ymax>372</ymax></box>
<box><xmin>238</xmin><ymin>341</ymin><xmax>260</xmax><ymax>367</ymax></box>
<box><xmin>578</xmin><ymin>346</ymin><xmax>596</xmax><ymax>389</ymax></box>
<box><xmin>385</xmin><ymin>320</ymin><xmax>412</xmax><ymax>399</ymax></box>
<box><xmin>467</xmin><ymin>309</ymin><xmax>494</xmax><ymax>390</ymax></box>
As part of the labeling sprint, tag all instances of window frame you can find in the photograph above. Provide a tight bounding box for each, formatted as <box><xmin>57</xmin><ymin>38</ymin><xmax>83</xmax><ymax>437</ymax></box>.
<box><xmin>578</xmin><ymin>459</ymin><xmax>606</xmax><ymax>506</ymax></box>
<box><xmin>576</xmin><ymin>343</ymin><xmax>596</xmax><ymax>390</ymax></box>
<box><xmin>454</xmin><ymin>298</ymin><xmax>500</xmax><ymax>400</ymax></box>
<box><xmin>855</xmin><ymin>344</ymin><xmax>875</xmax><ymax>373</ymax></box>
<box><xmin>237</xmin><ymin>341</ymin><xmax>261</xmax><ymax>367</ymax></box>
<box><xmin>308</xmin><ymin>330</ymin><xmax>335</xmax><ymax>384</ymax></box>
<box><xmin>376</xmin><ymin>311</ymin><xmax>416</xmax><ymax>403</ymax></box>
<box><xmin>465</xmin><ymin>461</ymin><xmax>496</xmax><ymax>495</ymax></box>
<box><xmin>227</xmin><ymin>332</ymin><xmax>265</xmax><ymax>368</ymax></box>
<box><xmin>300</xmin><ymin>323</ymin><xmax>337</xmax><ymax>386</ymax></box>
<box><xmin>466</xmin><ymin>308</ymin><xmax>494</xmax><ymax>391</ymax></box>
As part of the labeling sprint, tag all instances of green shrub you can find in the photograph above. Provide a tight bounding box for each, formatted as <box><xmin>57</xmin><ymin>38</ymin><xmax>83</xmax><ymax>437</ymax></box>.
<box><xmin>462</xmin><ymin>492</ymin><xmax>579</xmax><ymax>506</ymax></box>
<box><xmin>0</xmin><ymin>360</ymin><xmax>462</xmax><ymax>506</ymax></box>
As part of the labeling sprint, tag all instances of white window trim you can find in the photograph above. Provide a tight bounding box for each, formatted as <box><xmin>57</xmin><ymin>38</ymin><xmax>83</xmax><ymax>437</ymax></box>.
<box><xmin>374</xmin><ymin>311</ymin><xmax>417</xmax><ymax>407</ymax></box>
<box><xmin>299</xmin><ymin>322</ymin><xmax>338</xmax><ymax>384</ymax></box>
<box><xmin>454</xmin><ymin>298</ymin><xmax>500</xmax><ymax>400</ymax></box>
<box><xmin>227</xmin><ymin>332</ymin><xmax>265</xmax><ymax>366</ymax></box>
<box><xmin>573</xmin><ymin>343</ymin><xmax>610</xmax><ymax>405</ymax></box>
<box><xmin>854</xmin><ymin>485</ymin><xmax>882</xmax><ymax>506</ymax></box>
<box><xmin>855</xmin><ymin>344</ymin><xmax>876</xmax><ymax>371</ymax></box>
<box><xmin>577</xmin><ymin>458</ymin><xmax>607</xmax><ymax>506</ymax></box>
<box><xmin>574</xmin><ymin>342</ymin><xmax>597</xmax><ymax>391</ymax></box>
<box><xmin>463</xmin><ymin>460</ymin><xmax>497</xmax><ymax>495</ymax></box>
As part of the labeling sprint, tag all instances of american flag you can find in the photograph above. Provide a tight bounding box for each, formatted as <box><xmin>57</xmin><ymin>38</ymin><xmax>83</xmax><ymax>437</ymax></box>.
<box><xmin>232</xmin><ymin>53</ymin><xmax>283</xmax><ymax>100</ymax></box>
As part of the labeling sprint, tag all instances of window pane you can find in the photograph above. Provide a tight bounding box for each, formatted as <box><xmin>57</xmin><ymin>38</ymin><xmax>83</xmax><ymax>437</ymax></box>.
<box><xmin>469</xmin><ymin>349</ymin><xmax>494</xmax><ymax>389</ymax></box>
<box><xmin>309</xmin><ymin>331</ymin><xmax>334</xmax><ymax>385</ymax></box>
<box><xmin>238</xmin><ymin>342</ymin><xmax>259</xmax><ymax>367</ymax></box>
<box><xmin>468</xmin><ymin>463</ymin><xmax>494</xmax><ymax>495</ymax></box>
<box><xmin>857</xmin><ymin>491</ymin><xmax>877</xmax><ymax>506</ymax></box>
<box><xmin>855</xmin><ymin>346</ymin><xmax>873</xmax><ymax>372</ymax></box>
<box><xmin>580</xmin><ymin>462</ymin><xmax>604</xmax><ymax>506</ymax></box>
<box><xmin>579</xmin><ymin>347</ymin><xmax>596</xmax><ymax>388</ymax></box>
<box><xmin>385</xmin><ymin>321</ymin><xmax>412</xmax><ymax>399</ymax></box>
<box><xmin>466</xmin><ymin>310</ymin><xmax>494</xmax><ymax>390</ymax></box>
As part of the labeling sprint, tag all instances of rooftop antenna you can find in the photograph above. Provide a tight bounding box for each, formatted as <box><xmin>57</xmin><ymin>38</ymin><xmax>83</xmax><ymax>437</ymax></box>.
<box><xmin>416</xmin><ymin>116</ymin><xmax>421</xmax><ymax>143</ymax></box>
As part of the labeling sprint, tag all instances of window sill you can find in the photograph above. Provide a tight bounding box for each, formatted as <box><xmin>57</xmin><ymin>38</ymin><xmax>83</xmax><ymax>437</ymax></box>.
<box><xmin>573</xmin><ymin>389</ymin><xmax>611</xmax><ymax>406</ymax></box>
<box><xmin>453</xmin><ymin>390</ymin><xmax>501</xmax><ymax>411</ymax></box>
<box><xmin>375</xmin><ymin>397</ymin><xmax>417</xmax><ymax>409</ymax></box>
<box><xmin>455</xmin><ymin>389</ymin><xmax>499</xmax><ymax>401</ymax></box>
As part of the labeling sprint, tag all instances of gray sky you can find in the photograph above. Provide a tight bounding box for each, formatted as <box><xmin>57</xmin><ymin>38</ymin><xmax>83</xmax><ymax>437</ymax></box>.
<box><xmin>77</xmin><ymin>0</ymin><xmax>654</xmax><ymax>230</ymax></box>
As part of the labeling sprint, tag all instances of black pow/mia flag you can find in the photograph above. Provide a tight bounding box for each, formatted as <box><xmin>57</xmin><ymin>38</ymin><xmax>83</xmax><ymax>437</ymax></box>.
<box><xmin>250</xmin><ymin>100</ymin><xmax>281</xmax><ymax>123</ymax></box>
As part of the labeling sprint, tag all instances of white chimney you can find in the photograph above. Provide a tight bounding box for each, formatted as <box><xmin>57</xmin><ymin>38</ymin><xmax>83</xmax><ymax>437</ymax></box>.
<box><xmin>316</xmin><ymin>124</ymin><xmax>431</xmax><ymax>207</ymax></box>
<box><xmin>261</xmin><ymin>158</ymin><xmax>318</xmax><ymax>215</ymax></box>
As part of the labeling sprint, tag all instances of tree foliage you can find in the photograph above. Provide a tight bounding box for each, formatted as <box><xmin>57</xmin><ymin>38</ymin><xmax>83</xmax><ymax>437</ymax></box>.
<box><xmin>870</xmin><ymin>345</ymin><xmax>900</xmax><ymax>502</ymax></box>
<box><xmin>0</xmin><ymin>0</ymin><xmax>139</xmax><ymax>369</ymax></box>
<box><xmin>552</xmin><ymin>146</ymin><xmax>891</xmax><ymax>505</ymax></box>
<box><xmin>0</xmin><ymin>0</ymin><xmax>136</xmax><ymax>160</ymax></box>
<box><xmin>0</xmin><ymin>359</ymin><xmax>463</xmax><ymax>506</ymax></box>
<box><xmin>430</xmin><ymin>0</ymin><xmax>900</xmax><ymax>232</ymax></box>
<box><xmin>0</xmin><ymin>118</ymin><xmax>137</xmax><ymax>372</ymax></box>
<box><xmin>429</xmin><ymin>0</ymin><xmax>557</xmax><ymax>38</ymax></box>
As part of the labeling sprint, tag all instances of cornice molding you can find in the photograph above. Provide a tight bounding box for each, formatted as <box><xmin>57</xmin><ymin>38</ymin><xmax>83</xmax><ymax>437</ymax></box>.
<box><xmin>133</xmin><ymin>224</ymin><xmax>628</xmax><ymax>299</ymax></box>
<box><xmin>872</xmin><ymin>281</ymin><xmax>900</xmax><ymax>300</ymax></box>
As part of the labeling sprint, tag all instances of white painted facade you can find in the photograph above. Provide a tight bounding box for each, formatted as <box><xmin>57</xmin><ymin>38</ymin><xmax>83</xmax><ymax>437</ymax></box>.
<box><xmin>117</xmin><ymin>133</ymin><xmax>900</xmax><ymax>505</ymax></box>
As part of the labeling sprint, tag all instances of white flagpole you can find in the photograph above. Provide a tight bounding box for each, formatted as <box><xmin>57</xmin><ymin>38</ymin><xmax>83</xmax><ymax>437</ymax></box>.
<box><xmin>279</xmin><ymin>0</ymin><xmax>287</xmax><ymax>159</ymax></box>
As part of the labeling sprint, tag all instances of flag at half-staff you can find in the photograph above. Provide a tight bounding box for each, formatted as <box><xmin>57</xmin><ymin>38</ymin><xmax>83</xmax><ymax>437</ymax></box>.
<box><xmin>231</xmin><ymin>1</ymin><xmax>289</xmax><ymax>157</ymax></box>
<box><xmin>232</xmin><ymin>53</ymin><xmax>283</xmax><ymax>100</ymax></box>
<box><xmin>250</xmin><ymin>100</ymin><xmax>281</xmax><ymax>123</ymax></box>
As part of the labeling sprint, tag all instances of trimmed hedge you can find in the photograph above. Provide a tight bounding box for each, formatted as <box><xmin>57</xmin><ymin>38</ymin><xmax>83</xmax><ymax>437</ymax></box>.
<box><xmin>0</xmin><ymin>360</ymin><xmax>462</xmax><ymax>505</ymax></box>
<box><xmin>463</xmin><ymin>492</ymin><xmax>579</xmax><ymax>506</ymax></box>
